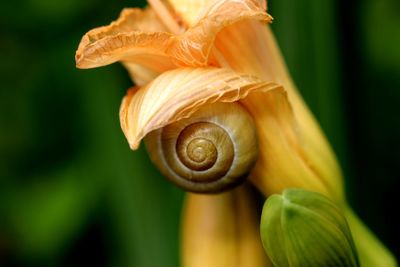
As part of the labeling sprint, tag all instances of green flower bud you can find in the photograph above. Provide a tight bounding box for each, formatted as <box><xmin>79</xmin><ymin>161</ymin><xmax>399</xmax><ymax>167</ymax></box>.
<box><xmin>260</xmin><ymin>188</ymin><xmax>359</xmax><ymax>267</ymax></box>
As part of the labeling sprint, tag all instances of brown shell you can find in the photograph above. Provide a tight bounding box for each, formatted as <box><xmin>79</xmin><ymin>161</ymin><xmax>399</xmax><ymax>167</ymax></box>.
<box><xmin>144</xmin><ymin>102</ymin><xmax>258</xmax><ymax>193</ymax></box>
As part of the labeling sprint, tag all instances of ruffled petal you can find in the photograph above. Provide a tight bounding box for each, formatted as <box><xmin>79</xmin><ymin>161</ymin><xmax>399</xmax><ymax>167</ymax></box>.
<box><xmin>75</xmin><ymin>8</ymin><xmax>177</xmax><ymax>84</ymax></box>
<box><xmin>167</xmin><ymin>0</ymin><xmax>272</xmax><ymax>66</ymax></box>
<box><xmin>167</xmin><ymin>0</ymin><xmax>267</xmax><ymax>26</ymax></box>
<box><xmin>119</xmin><ymin>67</ymin><xmax>281</xmax><ymax>149</ymax></box>
<box><xmin>75</xmin><ymin>8</ymin><xmax>171</xmax><ymax>67</ymax></box>
<box><xmin>75</xmin><ymin>1</ymin><xmax>272</xmax><ymax>80</ymax></box>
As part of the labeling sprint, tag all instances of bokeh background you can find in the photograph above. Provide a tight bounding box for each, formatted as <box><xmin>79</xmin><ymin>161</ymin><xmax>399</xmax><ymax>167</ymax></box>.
<box><xmin>1</xmin><ymin>0</ymin><xmax>399</xmax><ymax>266</ymax></box>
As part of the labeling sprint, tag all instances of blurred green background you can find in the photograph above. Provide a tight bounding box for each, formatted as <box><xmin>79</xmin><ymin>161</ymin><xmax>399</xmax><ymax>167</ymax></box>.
<box><xmin>0</xmin><ymin>0</ymin><xmax>399</xmax><ymax>266</ymax></box>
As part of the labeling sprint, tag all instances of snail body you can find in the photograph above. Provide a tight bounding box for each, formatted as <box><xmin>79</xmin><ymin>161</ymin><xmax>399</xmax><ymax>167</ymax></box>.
<box><xmin>144</xmin><ymin>102</ymin><xmax>259</xmax><ymax>193</ymax></box>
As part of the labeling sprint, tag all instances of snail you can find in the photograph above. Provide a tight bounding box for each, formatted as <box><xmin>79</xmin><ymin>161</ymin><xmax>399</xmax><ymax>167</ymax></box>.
<box><xmin>144</xmin><ymin>101</ymin><xmax>259</xmax><ymax>193</ymax></box>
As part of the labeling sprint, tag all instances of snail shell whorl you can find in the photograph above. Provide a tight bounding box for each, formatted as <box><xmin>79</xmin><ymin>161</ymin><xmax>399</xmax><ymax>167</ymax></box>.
<box><xmin>144</xmin><ymin>102</ymin><xmax>258</xmax><ymax>193</ymax></box>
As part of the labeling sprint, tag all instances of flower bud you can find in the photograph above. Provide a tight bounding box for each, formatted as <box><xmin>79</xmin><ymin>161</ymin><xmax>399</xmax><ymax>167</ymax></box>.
<box><xmin>260</xmin><ymin>188</ymin><xmax>359</xmax><ymax>267</ymax></box>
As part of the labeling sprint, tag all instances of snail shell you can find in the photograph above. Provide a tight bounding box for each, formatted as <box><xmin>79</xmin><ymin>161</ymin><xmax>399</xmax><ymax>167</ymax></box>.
<box><xmin>144</xmin><ymin>102</ymin><xmax>259</xmax><ymax>193</ymax></box>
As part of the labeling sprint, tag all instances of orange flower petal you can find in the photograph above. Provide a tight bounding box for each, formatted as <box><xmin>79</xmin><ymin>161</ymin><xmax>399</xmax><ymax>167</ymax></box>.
<box><xmin>167</xmin><ymin>0</ymin><xmax>272</xmax><ymax>66</ymax></box>
<box><xmin>241</xmin><ymin>92</ymin><xmax>333</xmax><ymax>198</ymax></box>
<box><xmin>75</xmin><ymin>8</ymin><xmax>177</xmax><ymax>85</ymax></box>
<box><xmin>75</xmin><ymin>8</ymin><xmax>171</xmax><ymax>67</ymax></box>
<box><xmin>75</xmin><ymin>1</ymin><xmax>272</xmax><ymax>82</ymax></box>
<box><xmin>119</xmin><ymin>67</ymin><xmax>281</xmax><ymax>149</ymax></box>
<box><xmin>168</xmin><ymin>0</ymin><xmax>267</xmax><ymax>26</ymax></box>
<box><xmin>214</xmin><ymin>19</ymin><xmax>344</xmax><ymax>199</ymax></box>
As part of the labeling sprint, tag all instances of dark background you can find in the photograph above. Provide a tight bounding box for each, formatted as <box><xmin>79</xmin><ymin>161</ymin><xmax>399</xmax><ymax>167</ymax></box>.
<box><xmin>1</xmin><ymin>0</ymin><xmax>399</xmax><ymax>266</ymax></box>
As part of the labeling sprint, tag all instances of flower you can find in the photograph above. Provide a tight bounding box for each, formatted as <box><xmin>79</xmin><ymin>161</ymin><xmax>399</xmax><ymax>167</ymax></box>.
<box><xmin>75</xmin><ymin>0</ymin><xmax>341</xmax><ymax>200</ymax></box>
<box><xmin>75</xmin><ymin>0</ymin><xmax>397</xmax><ymax>266</ymax></box>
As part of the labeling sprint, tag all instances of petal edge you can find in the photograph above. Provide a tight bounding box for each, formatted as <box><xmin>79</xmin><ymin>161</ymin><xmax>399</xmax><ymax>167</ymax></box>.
<box><xmin>119</xmin><ymin>67</ymin><xmax>282</xmax><ymax>149</ymax></box>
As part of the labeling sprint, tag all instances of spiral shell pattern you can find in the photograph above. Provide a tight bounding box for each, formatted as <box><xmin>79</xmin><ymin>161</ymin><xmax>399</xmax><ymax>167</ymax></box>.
<box><xmin>144</xmin><ymin>102</ymin><xmax>258</xmax><ymax>193</ymax></box>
